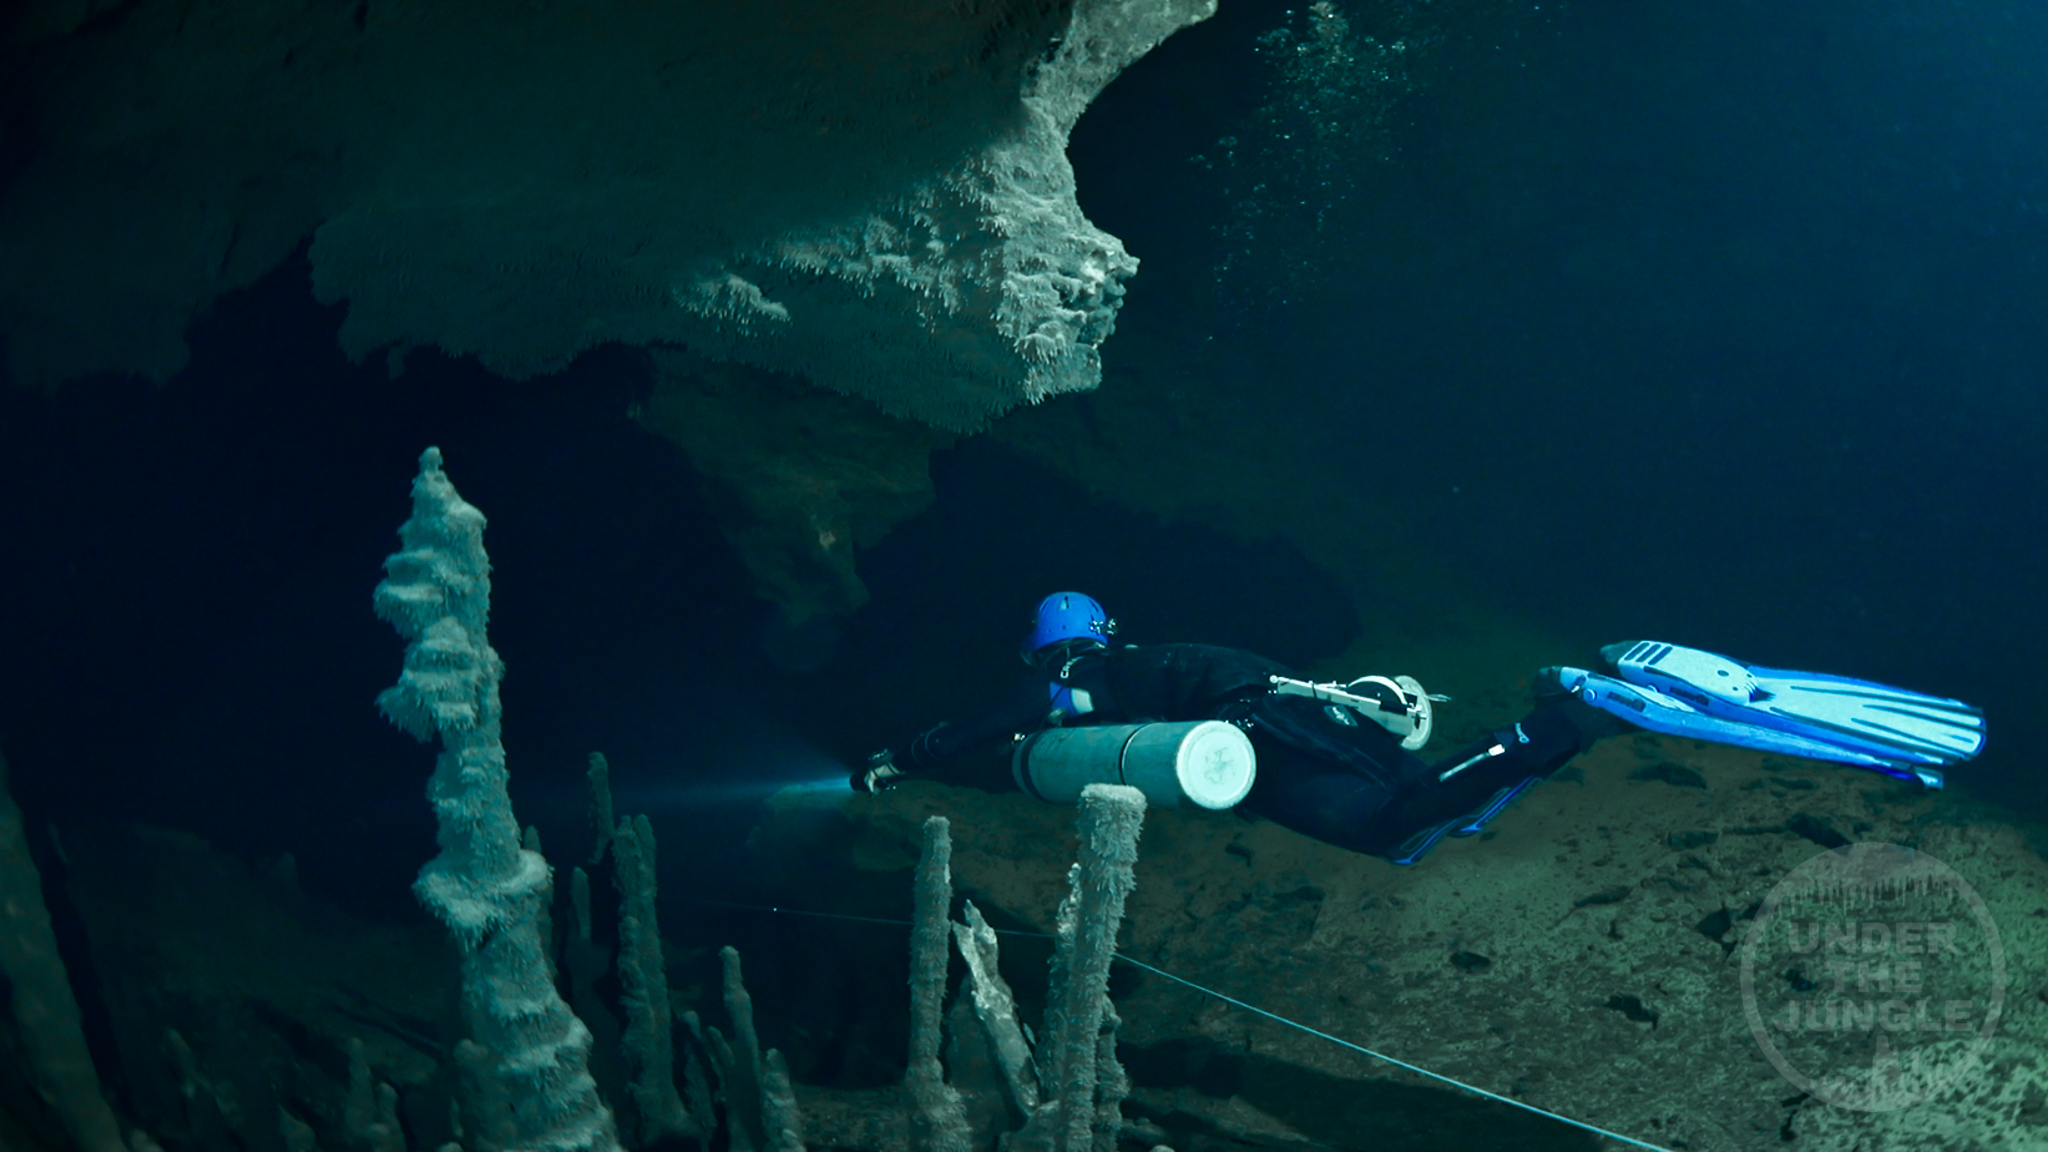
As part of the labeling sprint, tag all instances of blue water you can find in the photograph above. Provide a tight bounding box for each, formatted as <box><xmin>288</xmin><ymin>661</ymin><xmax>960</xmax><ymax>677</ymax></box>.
<box><xmin>1071</xmin><ymin>0</ymin><xmax>2046</xmax><ymax>810</ymax></box>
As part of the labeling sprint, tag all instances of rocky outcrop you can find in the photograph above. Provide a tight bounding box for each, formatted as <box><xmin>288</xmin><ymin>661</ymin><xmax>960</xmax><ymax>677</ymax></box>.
<box><xmin>1</xmin><ymin>0</ymin><xmax>1212</xmax><ymax>430</ymax></box>
<box><xmin>633</xmin><ymin>352</ymin><xmax>954</xmax><ymax>658</ymax></box>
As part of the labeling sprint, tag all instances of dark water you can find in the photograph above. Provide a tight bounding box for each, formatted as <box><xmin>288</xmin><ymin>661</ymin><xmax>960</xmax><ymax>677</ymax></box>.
<box><xmin>1075</xmin><ymin>0</ymin><xmax>2046</xmax><ymax>808</ymax></box>
<box><xmin>1</xmin><ymin>0</ymin><xmax>2043</xmax><ymax>1137</ymax></box>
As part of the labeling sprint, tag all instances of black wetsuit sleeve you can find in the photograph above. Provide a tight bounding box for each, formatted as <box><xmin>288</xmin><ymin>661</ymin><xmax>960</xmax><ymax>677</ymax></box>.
<box><xmin>894</xmin><ymin>677</ymin><xmax>1050</xmax><ymax>775</ymax></box>
<box><xmin>1103</xmin><ymin>644</ymin><xmax>1298</xmax><ymax>718</ymax></box>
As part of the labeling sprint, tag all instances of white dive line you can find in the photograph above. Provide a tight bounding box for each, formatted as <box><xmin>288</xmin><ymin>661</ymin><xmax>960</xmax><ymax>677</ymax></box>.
<box><xmin>694</xmin><ymin>900</ymin><xmax>1677</xmax><ymax>1152</ymax></box>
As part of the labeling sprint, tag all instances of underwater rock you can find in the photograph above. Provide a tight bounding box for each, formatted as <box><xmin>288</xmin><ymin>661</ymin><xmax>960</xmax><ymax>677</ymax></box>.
<box><xmin>1</xmin><ymin>0</ymin><xmax>1213</xmax><ymax>430</ymax></box>
<box><xmin>634</xmin><ymin>353</ymin><xmax>953</xmax><ymax>653</ymax></box>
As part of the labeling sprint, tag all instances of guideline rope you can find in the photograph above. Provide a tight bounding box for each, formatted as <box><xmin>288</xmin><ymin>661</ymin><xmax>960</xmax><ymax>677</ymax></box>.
<box><xmin>694</xmin><ymin>899</ymin><xmax>1677</xmax><ymax>1152</ymax></box>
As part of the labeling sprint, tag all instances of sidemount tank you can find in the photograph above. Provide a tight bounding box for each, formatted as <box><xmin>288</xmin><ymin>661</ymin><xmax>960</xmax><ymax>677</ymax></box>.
<box><xmin>1012</xmin><ymin>721</ymin><xmax>1256</xmax><ymax>809</ymax></box>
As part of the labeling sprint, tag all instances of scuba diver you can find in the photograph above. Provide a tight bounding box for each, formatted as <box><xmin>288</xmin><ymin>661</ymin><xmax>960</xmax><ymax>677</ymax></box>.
<box><xmin>855</xmin><ymin>593</ymin><xmax>1985</xmax><ymax>865</ymax></box>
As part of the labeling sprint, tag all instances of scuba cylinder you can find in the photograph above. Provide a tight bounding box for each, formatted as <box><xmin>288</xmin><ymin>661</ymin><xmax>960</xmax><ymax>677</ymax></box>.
<box><xmin>1012</xmin><ymin>721</ymin><xmax>1256</xmax><ymax>809</ymax></box>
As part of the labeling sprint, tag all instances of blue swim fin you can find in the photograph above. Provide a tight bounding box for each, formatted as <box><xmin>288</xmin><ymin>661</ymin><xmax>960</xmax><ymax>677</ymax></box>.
<box><xmin>1388</xmin><ymin>776</ymin><xmax>1544</xmax><ymax>865</ymax></box>
<box><xmin>1556</xmin><ymin>641</ymin><xmax>1984</xmax><ymax>789</ymax></box>
<box><xmin>1448</xmin><ymin>776</ymin><xmax>1543</xmax><ymax>838</ymax></box>
<box><xmin>1389</xmin><ymin>818</ymin><xmax>1458</xmax><ymax>866</ymax></box>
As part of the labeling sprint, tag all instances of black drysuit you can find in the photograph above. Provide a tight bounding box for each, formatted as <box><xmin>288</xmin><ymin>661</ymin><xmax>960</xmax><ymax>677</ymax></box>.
<box><xmin>889</xmin><ymin>643</ymin><xmax>1595</xmax><ymax>860</ymax></box>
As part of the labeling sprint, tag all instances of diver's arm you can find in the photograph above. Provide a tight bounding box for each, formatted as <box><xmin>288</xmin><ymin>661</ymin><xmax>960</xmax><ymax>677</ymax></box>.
<box><xmin>857</xmin><ymin>678</ymin><xmax>1049</xmax><ymax>792</ymax></box>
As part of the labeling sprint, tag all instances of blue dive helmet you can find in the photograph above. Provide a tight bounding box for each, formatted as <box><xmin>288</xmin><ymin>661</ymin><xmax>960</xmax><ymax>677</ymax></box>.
<box><xmin>1023</xmin><ymin>592</ymin><xmax>1117</xmax><ymax>656</ymax></box>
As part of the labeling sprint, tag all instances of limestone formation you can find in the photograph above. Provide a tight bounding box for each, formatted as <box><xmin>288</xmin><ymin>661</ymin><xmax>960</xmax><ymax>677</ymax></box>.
<box><xmin>633</xmin><ymin>353</ymin><xmax>954</xmax><ymax>635</ymax></box>
<box><xmin>1</xmin><ymin>0</ymin><xmax>1214</xmax><ymax>431</ymax></box>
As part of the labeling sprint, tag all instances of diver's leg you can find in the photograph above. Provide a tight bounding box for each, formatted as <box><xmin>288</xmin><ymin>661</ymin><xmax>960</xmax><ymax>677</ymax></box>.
<box><xmin>1356</xmin><ymin>704</ymin><xmax>1611</xmax><ymax>864</ymax></box>
<box><xmin>1235</xmin><ymin>739</ymin><xmax>1403</xmax><ymax>855</ymax></box>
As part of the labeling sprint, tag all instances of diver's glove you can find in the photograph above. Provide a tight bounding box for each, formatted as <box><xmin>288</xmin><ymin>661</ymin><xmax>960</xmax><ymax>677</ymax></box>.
<box><xmin>853</xmin><ymin>749</ymin><xmax>907</xmax><ymax>794</ymax></box>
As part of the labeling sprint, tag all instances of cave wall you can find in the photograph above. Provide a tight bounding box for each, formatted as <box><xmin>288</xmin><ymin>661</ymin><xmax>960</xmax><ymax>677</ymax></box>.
<box><xmin>0</xmin><ymin>0</ymin><xmax>1213</xmax><ymax>430</ymax></box>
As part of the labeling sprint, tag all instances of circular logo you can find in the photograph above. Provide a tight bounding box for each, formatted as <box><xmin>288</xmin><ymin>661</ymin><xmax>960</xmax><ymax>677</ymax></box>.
<box><xmin>1740</xmin><ymin>841</ymin><xmax>2006</xmax><ymax>1111</ymax></box>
